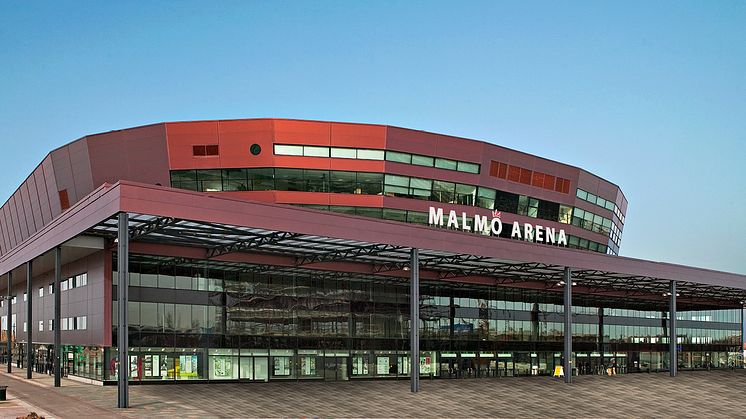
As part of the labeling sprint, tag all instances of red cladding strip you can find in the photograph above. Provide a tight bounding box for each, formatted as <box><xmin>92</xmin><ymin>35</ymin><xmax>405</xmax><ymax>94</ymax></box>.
<box><xmin>192</xmin><ymin>145</ymin><xmax>219</xmax><ymax>156</ymax></box>
<box><xmin>490</xmin><ymin>160</ymin><xmax>570</xmax><ymax>195</ymax></box>
<box><xmin>58</xmin><ymin>189</ymin><xmax>70</xmax><ymax>210</ymax></box>
<box><xmin>489</xmin><ymin>161</ymin><xmax>499</xmax><ymax>177</ymax></box>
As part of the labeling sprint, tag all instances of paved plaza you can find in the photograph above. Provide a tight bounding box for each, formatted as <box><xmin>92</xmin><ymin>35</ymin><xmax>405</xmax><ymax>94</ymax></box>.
<box><xmin>2</xmin><ymin>369</ymin><xmax>746</xmax><ymax>418</ymax></box>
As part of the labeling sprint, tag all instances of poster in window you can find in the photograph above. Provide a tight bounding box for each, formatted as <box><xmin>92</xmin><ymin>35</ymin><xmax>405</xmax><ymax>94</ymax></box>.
<box><xmin>129</xmin><ymin>355</ymin><xmax>139</xmax><ymax>378</ymax></box>
<box><xmin>376</xmin><ymin>357</ymin><xmax>390</xmax><ymax>375</ymax></box>
<box><xmin>274</xmin><ymin>357</ymin><xmax>291</xmax><ymax>376</ymax></box>
<box><xmin>420</xmin><ymin>356</ymin><xmax>432</xmax><ymax>374</ymax></box>
<box><xmin>181</xmin><ymin>355</ymin><xmax>193</xmax><ymax>374</ymax></box>
<box><xmin>352</xmin><ymin>356</ymin><xmax>368</xmax><ymax>375</ymax></box>
<box><xmin>151</xmin><ymin>355</ymin><xmax>160</xmax><ymax>377</ymax></box>
<box><xmin>213</xmin><ymin>356</ymin><xmax>231</xmax><ymax>377</ymax></box>
<box><xmin>300</xmin><ymin>356</ymin><xmax>316</xmax><ymax>376</ymax></box>
<box><xmin>144</xmin><ymin>355</ymin><xmax>153</xmax><ymax>377</ymax></box>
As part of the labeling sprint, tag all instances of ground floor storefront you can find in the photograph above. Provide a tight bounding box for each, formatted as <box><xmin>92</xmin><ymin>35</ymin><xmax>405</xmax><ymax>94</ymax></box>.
<box><xmin>3</xmin><ymin>343</ymin><xmax>741</xmax><ymax>383</ymax></box>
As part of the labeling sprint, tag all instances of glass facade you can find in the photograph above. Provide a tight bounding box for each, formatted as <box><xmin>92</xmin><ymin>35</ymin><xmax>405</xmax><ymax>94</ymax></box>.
<box><xmin>103</xmin><ymin>254</ymin><xmax>743</xmax><ymax>382</ymax></box>
<box><xmin>273</xmin><ymin>144</ymin><xmax>480</xmax><ymax>174</ymax></box>
<box><xmin>293</xmin><ymin>204</ymin><xmax>609</xmax><ymax>253</ymax></box>
<box><xmin>170</xmin><ymin>168</ymin><xmax>614</xmax><ymax>254</ymax></box>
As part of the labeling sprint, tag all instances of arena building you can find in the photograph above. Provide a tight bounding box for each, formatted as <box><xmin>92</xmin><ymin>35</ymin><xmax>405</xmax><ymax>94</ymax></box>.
<box><xmin>0</xmin><ymin>118</ymin><xmax>743</xmax><ymax>405</ymax></box>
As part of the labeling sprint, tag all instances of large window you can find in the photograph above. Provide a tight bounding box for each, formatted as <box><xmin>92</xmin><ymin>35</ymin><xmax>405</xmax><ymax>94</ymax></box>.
<box><xmin>274</xmin><ymin>144</ymin><xmax>383</xmax><ymax>160</ymax></box>
<box><xmin>273</xmin><ymin>145</ymin><xmax>481</xmax><ymax>174</ymax></box>
<box><xmin>385</xmin><ymin>150</ymin><xmax>479</xmax><ymax>174</ymax></box>
<box><xmin>576</xmin><ymin>188</ymin><xmax>625</xmax><ymax>224</ymax></box>
<box><xmin>171</xmin><ymin>169</ymin><xmax>582</xmax><ymax>229</ymax></box>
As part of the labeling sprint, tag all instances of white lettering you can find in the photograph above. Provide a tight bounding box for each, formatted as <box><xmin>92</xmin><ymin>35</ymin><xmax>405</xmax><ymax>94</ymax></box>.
<box><xmin>511</xmin><ymin>222</ymin><xmax>522</xmax><ymax>239</ymax></box>
<box><xmin>524</xmin><ymin>223</ymin><xmax>534</xmax><ymax>242</ymax></box>
<box><xmin>546</xmin><ymin>227</ymin><xmax>556</xmax><ymax>245</ymax></box>
<box><xmin>428</xmin><ymin>207</ymin><xmax>444</xmax><ymax>226</ymax></box>
<box><xmin>490</xmin><ymin>218</ymin><xmax>503</xmax><ymax>235</ymax></box>
<box><xmin>428</xmin><ymin>206</ymin><xmax>567</xmax><ymax>247</ymax></box>
<box><xmin>447</xmin><ymin>210</ymin><xmax>459</xmax><ymax>229</ymax></box>
<box><xmin>558</xmin><ymin>230</ymin><xmax>567</xmax><ymax>246</ymax></box>
<box><xmin>474</xmin><ymin>215</ymin><xmax>489</xmax><ymax>233</ymax></box>
<box><xmin>461</xmin><ymin>212</ymin><xmax>471</xmax><ymax>231</ymax></box>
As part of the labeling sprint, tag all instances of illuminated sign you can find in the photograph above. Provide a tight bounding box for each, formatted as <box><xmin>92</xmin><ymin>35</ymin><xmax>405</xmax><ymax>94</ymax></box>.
<box><xmin>428</xmin><ymin>206</ymin><xmax>567</xmax><ymax>246</ymax></box>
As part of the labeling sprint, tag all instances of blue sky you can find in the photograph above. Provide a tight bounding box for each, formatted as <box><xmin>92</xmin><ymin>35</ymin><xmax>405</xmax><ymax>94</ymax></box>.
<box><xmin>1</xmin><ymin>1</ymin><xmax>744</xmax><ymax>273</ymax></box>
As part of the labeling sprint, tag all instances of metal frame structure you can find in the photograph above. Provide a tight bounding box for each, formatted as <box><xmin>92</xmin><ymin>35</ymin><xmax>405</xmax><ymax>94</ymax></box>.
<box><xmin>1</xmin><ymin>181</ymin><xmax>745</xmax><ymax>408</ymax></box>
<box><xmin>87</xmin><ymin>213</ymin><xmax>746</xmax><ymax>309</ymax></box>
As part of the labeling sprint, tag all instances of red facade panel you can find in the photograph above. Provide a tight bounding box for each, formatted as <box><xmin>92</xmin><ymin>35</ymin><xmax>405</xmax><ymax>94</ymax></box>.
<box><xmin>9</xmin><ymin>196</ymin><xmax>25</xmax><ymax>244</ymax></box>
<box><xmin>166</xmin><ymin>121</ymin><xmax>220</xmax><ymax>170</ymax></box>
<box><xmin>32</xmin><ymin>167</ymin><xmax>52</xmax><ymax>225</ymax></box>
<box><xmin>26</xmin><ymin>179</ymin><xmax>43</xmax><ymax>232</ymax></box>
<box><xmin>519</xmin><ymin>168</ymin><xmax>532</xmax><ymax>185</ymax></box>
<box><xmin>3</xmin><ymin>205</ymin><xmax>15</xmax><ymax>250</ymax></box>
<box><xmin>42</xmin><ymin>156</ymin><xmax>61</xmax><ymax>217</ymax></box>
<box><xmin>274</xmin><ymin>119</ymin><xmax>330</xmax><ymax>145</ymax></box>
<box><xmin>330</xmin><ymin>123</ymin><xmax>386</xmax><ymax>148</ymax></box>
<box><xmin>531</xmin><ymin>172</ymin><xmax>544</xmax><ymax>188</ymax></box>
<box><xmin>489</xmin><ymin>161</ymin><xmax>499</xmax><ymax>177</ymax></box>
<box><xmin>498</xmin><ymin>162</ymin><xmax>508</xmax><ymax>179</ymax></box>
<box><xmin>0</xmin><ymin>207</ymin><xmax>8</xmax><ymax>254</ymax></box>
<box><xmin>59</xmin><ymin>190</ymin><xmax>70</xmax><ymax>211</ymax></box>
<box><xmin>51</xmin><ymin>147</ymin><xmax>78</xmax><ymax>205</ymax></box>
<box><xmin>215</xmin><ymin>119</ymin><xmax>275</xmax><ymax>169</ymax></box>
<box><xmin>68</xmin><ymin>137</ymin><xmax>95</xmax><ymax>201</ymax></box>
<box><xmin>19</xmin><ymin>183</ymin><xmax>35</xmax><ymax>235</ymax></box>
<box><xmin>507</xmin><ymin>165</ymin><xmax>521</xmax><ymax>182</ymax></box>
<box><xmin>543</xmin><ymin>174</ymin><xmax>556</xmax><ymax>191</ymax></box>
<box><xmin>1</xmin><ymin>206</ymin><xmax>10</xmax><ymax>251</ymax></box>
<box><xmin>88</xmin><ymin>124</ymin><xmax>170</xmax><ymax>189</ymax></box>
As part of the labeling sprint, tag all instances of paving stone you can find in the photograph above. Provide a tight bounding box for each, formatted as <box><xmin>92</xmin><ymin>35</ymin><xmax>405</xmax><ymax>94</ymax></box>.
<box><xmin>2</xmin><ymin>368</ymin><xmax>746</xmax><ymax>418</ymax></box>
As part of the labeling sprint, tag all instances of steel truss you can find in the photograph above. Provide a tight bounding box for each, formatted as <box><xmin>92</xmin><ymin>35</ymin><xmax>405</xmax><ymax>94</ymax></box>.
<box><xmin>87</xmin><ymin>213</ymin><xmax>746</xmax><ymax>309</ymax></box>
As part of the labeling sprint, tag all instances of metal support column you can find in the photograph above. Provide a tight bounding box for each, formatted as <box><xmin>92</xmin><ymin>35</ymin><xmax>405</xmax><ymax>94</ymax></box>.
<box><xmin>598</xmin><ymin>307</ymin><xmax>604</xmax><ymax>361</ymax></box>
<box><xmin>26</xmin><ymin>260</ymin><xmax>32</xmax><ymax>379</ymax></box>
<box><xmin>736</xmin><ymin>301</ymin><xmax>746</xmax><ymax>368</ymax></box>
<box><xmin>117</xmin><ymin>213</ymin><xmax>129</xmax><ymax>408</ymax></box>
<box><xmin>409</xmin><ymin>248</ymin><xmax>420</xmax><ymax>393</ymax></box>
<box><xmin>563</xmin><ymin>267</ymin><xmax>572</xmax><ymax>383</ymax></box>
<box><xmin>6</xmin><ymin>271</ymin><xmax>11</xmax><ymax>373</ymax></box>
<box><xmin>669</xmin><ymin>280</ymin><xmax>677</xmax><ymax>377</ymax></box>
<box><xmin>54</xmin><ymin>246</ymin><xmax>62</xmax><ymax>387</ymax></box>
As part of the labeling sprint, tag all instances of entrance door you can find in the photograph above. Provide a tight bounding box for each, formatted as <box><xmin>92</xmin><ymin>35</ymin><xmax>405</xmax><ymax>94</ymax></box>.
<box><xmin>439</xmin><ymin>357</ymin><xmax>458</xmax><ymax>378</ymax></box>
<box><xmin>254</xmin><ymin>357</ymin><xmax>269</xmax><ymax>382</ymax></box>
<box><xmin>323</xmin><ymin>357</ymin><xmax>348</xmax><ymax>381</ymax></box>
<box><xmin>497</xmin><ymin>358</ymin><xmax>514</xmax><ymax>377</ymax></box>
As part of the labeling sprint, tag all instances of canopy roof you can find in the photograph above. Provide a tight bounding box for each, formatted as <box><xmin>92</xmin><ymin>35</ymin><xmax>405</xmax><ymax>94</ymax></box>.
<box><xmin>2</xmin><ymin>181</ymin><xmax>745</xmax><ymax>310</ymax></box>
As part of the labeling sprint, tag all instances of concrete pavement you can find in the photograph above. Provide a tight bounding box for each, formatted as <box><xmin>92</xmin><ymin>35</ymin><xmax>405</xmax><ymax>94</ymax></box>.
<box><xmin>2</xmin><ymin>367</ymin><xmax>746</xmax><ymax>418</ymax></box>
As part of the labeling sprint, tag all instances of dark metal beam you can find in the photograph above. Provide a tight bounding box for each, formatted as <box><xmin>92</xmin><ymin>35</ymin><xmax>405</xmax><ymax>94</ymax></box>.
<box><xmin>669</xmin><ymin>280</ymin><xmax>677</xmax><ymax>377</ymax></box>
<box><xmin>207</xmin><ymin>232</ymin><xmax>302</xmax><ymax>258</ymax></box>
<box><xmin>54</xmin><ymin>246</ymin><xmax>62</xmax><ymax>387</ymax></box>
<box><xmin>296</xmin><ymin>243</ymin><xmax>404</xmax><ymax>266</ymax></box>
<box><xmin>410</xmin><ymin>248</ymin><xmax>420</xmax><ymax>393</ymax></box>
<box><xmin>26</xmin><ymin>260</ymin><xmax>32</xmax><ymax>379</ymax></box>
<box><xmin>129</xmin><ymin>216</ymin><xmax>179</xmax><ymax>240</ymax></box>
<box><xmin>563</xmin><ymin>266</ymin><xmax>572</xmax><ymax>384</ymax></box>
<box><xmin>6</xmin><ymin>271</ymin><xmax>11</xmax><ymax>373</ymax></box>
<box><xmin>117</xmin><ymin>213</ymin><xmax>129</xmax><ymax>408</ymax></box>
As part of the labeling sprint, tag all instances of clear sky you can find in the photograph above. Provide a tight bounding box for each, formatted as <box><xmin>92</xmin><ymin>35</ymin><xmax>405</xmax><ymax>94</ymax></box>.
<box><xmin>1</xmin><ymin>1</ymin><xmax>744</xmax><ymax>273</ymax></box>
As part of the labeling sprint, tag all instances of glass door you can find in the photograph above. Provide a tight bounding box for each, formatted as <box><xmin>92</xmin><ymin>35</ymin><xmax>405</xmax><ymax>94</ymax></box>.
<box><xmin>239</xmin><ymin>357</ymin><xmax>253</xmax><ymax>379</ymax></box>
<box><xmin>323</xmin><ymin>356</ymin><xmax>348</xmax><ymax>381</ymax></box>
<box><xmin>254</xmin><ymin>357</ymin><xmax>269</xmax><ymax>382</ymax></box>
<box><xmin>496</xmin><ymin>354</ymin><xmax>514</xmax><ymax>377</ymax></box>
<box><xmin>439</xmin><ymin>355</ymin><xmax>457</xmax><ymax>378</ymax></box>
